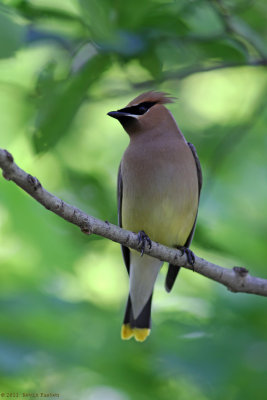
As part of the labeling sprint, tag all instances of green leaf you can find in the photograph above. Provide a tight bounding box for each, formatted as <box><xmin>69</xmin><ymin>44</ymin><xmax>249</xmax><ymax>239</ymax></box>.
<box><xmin>198</xmin><ymin>38</ymin><xmax>248</xmax><ymax>62</ymax></box>
<box><xmin>183</xmin><ymin>1</ymin><xmax>224</xmax><ymax>35</ymax></box>
<box><xmin>230</xmin><ymin>16</ymin><xmax>267</xmax><ymax>58</ymax></box>
<box><xmin>32</xmin><ymin>54</ymin><xmax>111</xmax><ymax>153</ymax></box>
<box><xmin>139</xmin><ymin>47</ymin><xmax>162</xmax><ymax>79</ymax></box>
<box><xmin>143</xmin><ymin>7</ymin><xmax>189</xmax><ymax>36</ymax></box>
<box><xmin>0</xmin><ymin>8</ymin><xmax>26</xmax><ymax>58</ymax></box>
<box><xmin>78</xmin><ymin>0</ymin><xmax>114</xmax><ymax>40</ymax></box>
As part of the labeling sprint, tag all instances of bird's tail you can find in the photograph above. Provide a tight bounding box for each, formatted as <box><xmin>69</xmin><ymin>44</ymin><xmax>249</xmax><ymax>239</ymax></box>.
<box><xmin>121</xmin><ymin>294</ymin><xmax>152</xmax><ymax>342</ymax></box>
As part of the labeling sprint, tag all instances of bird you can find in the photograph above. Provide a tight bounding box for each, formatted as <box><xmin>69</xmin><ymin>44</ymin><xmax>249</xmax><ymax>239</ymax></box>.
<box><xmin>107</xmin><ymin>91</ymin><xmax>202</xmax><ymax>342</ymax></box>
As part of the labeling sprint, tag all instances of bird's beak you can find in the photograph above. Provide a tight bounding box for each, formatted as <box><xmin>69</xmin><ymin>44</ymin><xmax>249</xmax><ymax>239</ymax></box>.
<box><xmin>107</xmin><ymin>111</ymin><xmax>139</xmax><ymax>120</ymax></box>
<box><xmin>107</xmin><ymin>111</ymin><xmax>125</xmax><ymax>119</ymax></box>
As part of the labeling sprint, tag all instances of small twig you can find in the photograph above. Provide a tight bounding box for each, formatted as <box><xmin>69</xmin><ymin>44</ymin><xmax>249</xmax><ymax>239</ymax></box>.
<box><xmin>211</xmin><ymin>0</ymin><xmax>267</xmax><ymax>59</ymax></box>
<box><xmin>0</xmin><ymin>148</ymin><xmax>267</xmax><ymax>297</ymax></box>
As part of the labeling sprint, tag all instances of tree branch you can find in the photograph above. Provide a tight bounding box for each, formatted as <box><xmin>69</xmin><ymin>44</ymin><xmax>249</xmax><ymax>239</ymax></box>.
<box><xmin>0</xmin><ymin>148</ymin><xmax>267</xmax><ymax>297</ymax></box>
<box><xmin>133</xmin><ymin>59</ymin><xmax>267</xmax><ymax>89</ymax></box>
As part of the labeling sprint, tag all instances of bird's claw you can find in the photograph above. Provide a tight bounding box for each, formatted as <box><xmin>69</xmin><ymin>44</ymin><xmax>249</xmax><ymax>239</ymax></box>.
<box><xmin>177</xmin><ymin>246</ymin><xmax>195</xmax><ymax>267</ymax></box>
<box><xmin>137</xmin><ymin>230</ymin><xmax>152</xmax><ymax>256</ymax></box>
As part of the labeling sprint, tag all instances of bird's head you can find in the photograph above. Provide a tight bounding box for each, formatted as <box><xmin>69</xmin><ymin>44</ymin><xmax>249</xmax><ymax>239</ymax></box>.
<box><xmin>107</xmin><ymin>91</ymin><xmax>175</xmax><ymax>136</ymax></box>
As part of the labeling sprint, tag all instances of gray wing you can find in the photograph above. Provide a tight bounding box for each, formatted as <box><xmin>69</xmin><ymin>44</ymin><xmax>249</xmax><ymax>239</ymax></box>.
<box><xmin>117</xmin><ymin>162</ymin><xmax>130</xmax><ymax>273</ymax></box>
<box><xmin>184</xmin><ymin>142</ymin><xmax>202</xmax><ymax>247</ymax></box>
<box><xmin>165</xmin><ymin>142</ymin><xmax>202</xmax><ymax>292</ymax></box>
<box><xmin>187</xmin><ymin>142</ymin><xmax>202</xmax><ymax>197</ymax></box>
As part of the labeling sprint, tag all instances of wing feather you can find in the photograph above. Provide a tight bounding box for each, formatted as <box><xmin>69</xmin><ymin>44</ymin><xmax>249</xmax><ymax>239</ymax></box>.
<box><xmin>117</xmin><ymin>163</ymin><xmax>130</xmax><ymax>273</ymax></box>
<box><xmin>165</xmin><ymin>142</ymin><xmax>202</xmax><ymax>292</ymax></box>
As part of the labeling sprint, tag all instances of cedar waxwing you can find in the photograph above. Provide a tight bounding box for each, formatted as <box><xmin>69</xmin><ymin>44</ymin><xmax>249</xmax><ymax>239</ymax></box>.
<box><xmin>108</xmin><ymin>92</ymin><xmax>202</xmax><ymax>342</ymax></box>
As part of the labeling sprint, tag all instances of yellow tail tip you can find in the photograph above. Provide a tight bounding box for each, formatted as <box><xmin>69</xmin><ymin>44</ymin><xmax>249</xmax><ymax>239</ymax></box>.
<box><xmin>121</xmin><ymin>325</ymin><xmax>150</xmax><ymax>342</ymax></box>
<box><xmin>121</xmin><ymin>324</ymin><xmax>134</xmax><ymax>340</ymax></box>
<box><xmin>134</xmin><ymin>328</ymin><xmax>151</xmax><ymax>342</ymax></box>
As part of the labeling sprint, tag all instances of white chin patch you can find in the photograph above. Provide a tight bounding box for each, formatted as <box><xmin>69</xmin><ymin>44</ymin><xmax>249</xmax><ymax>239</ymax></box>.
<box><xmin>123</xmin><ymin>113</ymin><xmax>140</xmax><ymax>119</ymax></box>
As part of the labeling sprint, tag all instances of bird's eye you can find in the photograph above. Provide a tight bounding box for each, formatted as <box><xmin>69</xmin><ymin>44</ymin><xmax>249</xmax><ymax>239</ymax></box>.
<box><xmin>138</xmin><ymin>105</ymin><xmax>148</xmax><ymax>113</ymax></box>
<box><xmin>135</xmin><ymin>102</ymin><xmax>156</xmax><ymax>115</ymax></box>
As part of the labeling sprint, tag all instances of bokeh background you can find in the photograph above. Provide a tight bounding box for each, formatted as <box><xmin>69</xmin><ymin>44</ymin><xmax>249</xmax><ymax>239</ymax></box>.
<box><xmin>0</xmin><ymin>0</ymin><xmax>267</xmax><ymax>399</ymax></box>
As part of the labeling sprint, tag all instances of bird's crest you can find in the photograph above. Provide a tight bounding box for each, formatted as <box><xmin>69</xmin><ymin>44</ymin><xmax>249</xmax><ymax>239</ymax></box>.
<box><xmin>127</xmin><ymin>91</ymin><xmax>176</xmax><ymax>107</ymax></box>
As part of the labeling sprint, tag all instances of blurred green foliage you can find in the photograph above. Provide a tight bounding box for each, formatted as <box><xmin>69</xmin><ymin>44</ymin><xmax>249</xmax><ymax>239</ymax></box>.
<box><xmin>0</xmin><ymin>0</ymin><xmax>267</xmax><ymax>399</ymax></box>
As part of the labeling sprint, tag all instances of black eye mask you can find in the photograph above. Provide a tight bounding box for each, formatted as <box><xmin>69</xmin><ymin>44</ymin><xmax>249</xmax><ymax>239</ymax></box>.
<box><xmin>117</xmin><ymin>101</ymin><xmax>157</xmax><ymax>116</ymax></box>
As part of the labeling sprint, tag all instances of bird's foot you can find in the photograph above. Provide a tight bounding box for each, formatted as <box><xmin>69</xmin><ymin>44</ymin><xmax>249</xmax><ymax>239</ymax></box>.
<box><xmin>137</xmin><ymin>230</ymin><xmax>152</xmax><ymax>256</ymax></box>
<box><xmin>177</xmin><ymin>246</ymin><xmax>195</xmax><ymax>267</ymax></box>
